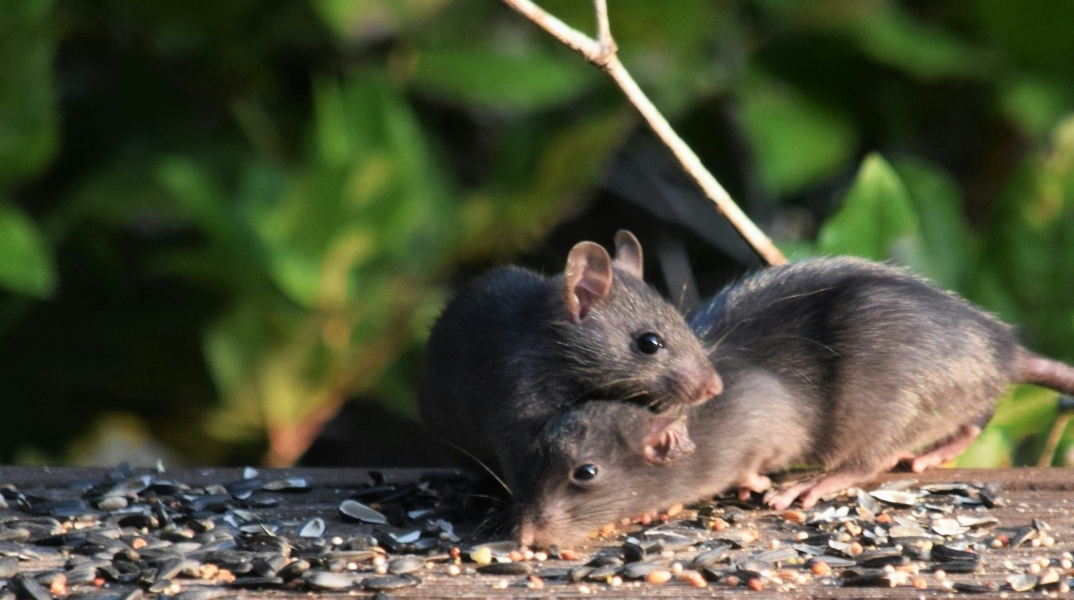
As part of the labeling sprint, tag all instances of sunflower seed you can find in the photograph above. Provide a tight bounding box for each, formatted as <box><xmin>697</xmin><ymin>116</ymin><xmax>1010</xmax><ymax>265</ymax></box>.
<box><xmin>295</xmin><ymin>517</ymin><xmax>324</xmax><ymax>538</ymax></box>
<box><xmin>338</xmin><ymin>500</ymin><xmax>387</xmax><ymax>525</ymax></box>
<box><xmin>751</xmin><ymin>546</ymin><xmax>798</xmax><ymax>564</ymax></box>
<box><xmin>11</xmin><ymin>573</ymin><xmax>53</xmax><ymax>600</ymax></box>
<box><xmin>1007</xmin><ymin>573</ymin><xmax>1038</xmax><ymax>591</ymax></box>
<box><xmin>477</xmin><ymin>562</ymin><xmax>531</xmax><ymax>576</ymax></box>
<box><xmin>932</xmin><ymin>518</ymin><xmax>970</xmax><ymax>536</ymax></box>
<box><xmin>935</xmin><ymin>560</ymin><xmax>980</xmax><ymax>573</ymax></box>
<box><xmin>620</xmin><ymin>562</ymin><xmax>665</xmax><ymax>579</ymax></box>
<box><xmin>932</xmin><ymin>544</ymin><xmax>978</xmax><ymax>562</ymax></box>
<box><xmin>303</xmin><ymin>571</ymin><xmax>356</xmax><ymax>590</ymax></box>
<box><xmin>363</xmin><ymin>575</ymin><xmax>420</xmax><ymax>591</ymax></box>
<box><xmin>0</xmin><ymin>555</ymin><xmax>18</xmax><ymax>578</ymax></box>
<box><xmin>692</xmin><ymin>545</ymin><xmax>731</xmax><ymax>566</ymax></box>
<box><xmin>388</xmin><ymin>557</ymin><xmax>425</xmax><ymax>575</ymax></box>
<box><xmin>953</xmin><ymin>582</ymin><xmax>992</xmax><ymax>593</ymax></box>
<box><xmin>870</xmin><ymin>490</ymin><xmax>918</xmax><ymax>507</ymax></box>
<box><xmin>262</xmin><ymin>477</ymin><xmax>310</xmax><ymax>491</ymax></box>
<box><xmin>585</xmin><ymin>565</ymin><xmax>620</xmax><ymax>581</ymax></box>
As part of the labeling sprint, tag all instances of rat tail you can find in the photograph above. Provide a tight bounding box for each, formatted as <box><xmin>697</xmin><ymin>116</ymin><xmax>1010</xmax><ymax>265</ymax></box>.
<box><xmin>1018</xmin><ymin>351</ymin><xmax>1074</xmax><ymax>396</ymax></box>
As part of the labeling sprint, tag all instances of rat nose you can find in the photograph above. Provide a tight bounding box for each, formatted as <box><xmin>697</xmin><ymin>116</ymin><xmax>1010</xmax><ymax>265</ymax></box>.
<box><xmin>701</xmin><ymin>373</ymin><xmax>723</xmax><ymax>399</ymax></box>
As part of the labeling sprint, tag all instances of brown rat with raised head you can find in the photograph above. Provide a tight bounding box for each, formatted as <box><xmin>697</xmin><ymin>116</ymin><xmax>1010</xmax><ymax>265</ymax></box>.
<box><xmin>418</xmin><ymin>231</ymin><xmax>722</xmax><ymax>493</ymax></box>
<box><xmin>516</xmin><ymin>257</ymin><xmax>1074</xmax><ymax>548</ymax></box>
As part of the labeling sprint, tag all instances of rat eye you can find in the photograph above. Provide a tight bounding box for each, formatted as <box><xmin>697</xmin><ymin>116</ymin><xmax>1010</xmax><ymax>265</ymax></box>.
<box><xmin>572</xmin><ymin>464</ymin><xmax>599</xmax><ymax>482</ymax></box>
<box><xmin>635</xmin><ymin>333</ymin><xmax>665</xmax><ymax>354</ymax></box>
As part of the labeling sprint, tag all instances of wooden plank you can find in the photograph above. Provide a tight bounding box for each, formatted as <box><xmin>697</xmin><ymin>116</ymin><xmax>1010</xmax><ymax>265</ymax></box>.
<box><xmin>0</xmin><ymin>467</ymin><xmax>1071</xmax><ymax>598</ymax></box>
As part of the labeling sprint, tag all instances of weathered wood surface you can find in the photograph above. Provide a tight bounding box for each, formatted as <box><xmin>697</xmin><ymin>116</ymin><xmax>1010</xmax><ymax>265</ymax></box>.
<box><xmin>1</xmin><ymin>466</ymin><xmax>1073</xmax><ymax>599</ymax></box>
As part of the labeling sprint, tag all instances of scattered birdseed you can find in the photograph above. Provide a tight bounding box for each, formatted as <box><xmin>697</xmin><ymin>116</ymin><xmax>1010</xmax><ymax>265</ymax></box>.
<box><xmin>0</xmin><ymin>464</ymin><xmax>1071</xmax><ymax>598</ymax></box>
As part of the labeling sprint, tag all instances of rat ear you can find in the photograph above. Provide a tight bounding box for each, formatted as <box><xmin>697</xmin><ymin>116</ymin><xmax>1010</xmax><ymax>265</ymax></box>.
<box><xmin>564</xmin><ymin>242</ymin><xmax>613</xmax><ymax>323</ymax></box>
<box><xmin>641</xmin><ymin>415</ymin><xmax>695</xmax><ymax>466</ymax></box>
<box><xmin>613</xmin><ymin>230</ymin><xmax>643</xmax><ymax>280</ymax></box>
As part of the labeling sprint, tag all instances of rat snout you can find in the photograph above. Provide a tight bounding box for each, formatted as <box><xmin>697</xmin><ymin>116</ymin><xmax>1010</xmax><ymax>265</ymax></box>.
<box><xmin>516</xmin><ymin>500</ymin><xmax>571</xmax><ymax>549</ymax></box>
<box><xmin>517</xmin><ymin>521</ymin><xmax>537</xmax><ymax>548</ymax></box>
<box><xmin>676</xmin><ymin>357</ymin><xmax>723</xmax><ymax>405</ymax></box>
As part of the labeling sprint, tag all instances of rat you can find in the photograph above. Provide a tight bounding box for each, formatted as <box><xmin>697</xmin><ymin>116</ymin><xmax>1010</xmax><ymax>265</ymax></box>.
<box><xmin>418</xmin><ymin>230</ymin><xmax>723</xmax><ymax>493</ymax></box>
<box><xmin>515</xmin><ymin>256</ymin><xmax>1074</xmax><ymax>548</ymax></box>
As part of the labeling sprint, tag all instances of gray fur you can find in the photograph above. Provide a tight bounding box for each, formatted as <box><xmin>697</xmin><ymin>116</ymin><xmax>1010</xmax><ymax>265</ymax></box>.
<box><xmin>418</xmin><ymin>238</ymin><xmax>719</xmax><ymax>493</ymax></box>
<box><xmin>516</xmin><ymin>257</ymin><xmax>1074</xmax><ymax>547</ymax></box>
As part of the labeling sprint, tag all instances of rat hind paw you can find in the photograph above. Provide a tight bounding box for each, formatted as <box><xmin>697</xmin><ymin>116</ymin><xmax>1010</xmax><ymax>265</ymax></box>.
<box><xmin>907</xmin><ymin>424</ymin><xmax>981</xmax><ymax>473</ymax></box>
<box><xmin>764</xmin><ymin>470</ymin><xmax>877</xmax><ymax>511</ymax></box>
<box><xmin>736</xmin><ymin>472</ymin><xmax>772</xmax><ymax>501</ymax></box>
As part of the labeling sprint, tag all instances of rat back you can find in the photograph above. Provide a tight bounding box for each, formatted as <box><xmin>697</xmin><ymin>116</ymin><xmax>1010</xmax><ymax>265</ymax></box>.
<box><xmin>419</xmin><ymin>266</ymin><xmax>558</xmax><ymax>478</ymax></box>
<box><xmin>690</xmin><ymin>257</ymin><xmax>1021</xmax><ymax>473</ymax></box>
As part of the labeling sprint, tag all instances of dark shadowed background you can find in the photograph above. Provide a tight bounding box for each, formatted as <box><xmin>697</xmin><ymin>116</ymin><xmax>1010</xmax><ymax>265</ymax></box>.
<box><xmin>1</xmin><ymin>0</ymin><xmax>1072</xmax><ymax>469</ymax></box>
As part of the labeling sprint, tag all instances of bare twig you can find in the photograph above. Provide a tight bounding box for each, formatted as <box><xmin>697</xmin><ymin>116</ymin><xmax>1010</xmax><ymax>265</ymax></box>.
<box><xmin>502</xmin><ymin>0</ymin><xmax>788</xmax><ymax>266</ymax></box>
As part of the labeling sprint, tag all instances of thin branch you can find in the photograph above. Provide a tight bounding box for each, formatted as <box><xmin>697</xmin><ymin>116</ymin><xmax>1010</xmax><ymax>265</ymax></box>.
<box><xmin>501</xmin><ymin>0</ymin><xmax>607</xmax><ymax>64</ymax></box>
<box><xmin>593</xmin><ymin>0</ymin><xmax>613</xmax><ymax>50</ymax></box>
<box><xmin>502</xmin><ymin>0</ymin><xmax>787</xmax><ymax>266</ymax></box>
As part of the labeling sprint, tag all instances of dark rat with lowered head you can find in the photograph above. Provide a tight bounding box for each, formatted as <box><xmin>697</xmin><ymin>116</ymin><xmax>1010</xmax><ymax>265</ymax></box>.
<box><xmin>516</xmin><ymin>256</ymin><xmax>1074</xmax><ymax>548</ymax></box>
<box><xmin>418</xmin><ymin>230</ymin><xmax>722</xmax><ymax>493</ymax></box>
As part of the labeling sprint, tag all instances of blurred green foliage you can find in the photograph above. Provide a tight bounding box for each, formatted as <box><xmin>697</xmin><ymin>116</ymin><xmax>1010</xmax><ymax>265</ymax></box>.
<box><xmin>0</xmin><ymin>0</ymin><xmax>1072</xmax><ymax>467</ymax></box>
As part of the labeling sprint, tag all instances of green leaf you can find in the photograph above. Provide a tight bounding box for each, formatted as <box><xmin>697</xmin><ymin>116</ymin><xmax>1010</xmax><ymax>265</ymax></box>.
<box><xmin>312</xmin><ymin>0</ymin><xmax>451</xmax><ymax>42</ymax></box>
<box><xmin>411</xmin><ymin>47</ymin><xmax>595</xmax><ymax>111</ymax></box>
<box><xmin>0</xmin><ymin>201</ymin><xmax>56</xmax><ymax>298</ymax></box>
<box><xmin>0</xmin><ymin>0</ymin><xmax>59</xmax><ymax>186</ymax></box>
<box><xmin>854</xmin><ymin>5</ymin><xmax>986</xmax><ymax>80</ymax></box>
<box><xmin>892</xmin><ymin>159</ymin><xmax>975</xmax><ymax>290</ymax></box>
<box><xmin>252</xmin><ymin>72</ymin><xmax>456</xmax><ymax>308</ymax></box>
<box><xmin>1000</xmin><ymin>77</ymin><xmax>1073</xmax><ymax>140</ymax></box>
<box><xmin>738</xmin><ymin>72</ymin><xmax>857</xmax><ymax>195</ymax></box>
<box><xmin>157</xmin><ymin>157</ymin><xmax>231</xmax><ymax>243</ymax></box>
<box><xmin>817</xmin><ymin>153</ymin><xmax>920</xmax><ymax>261</ymax></box>
<box><xmin>462</xmin><ymin>110</ymin><xmax>633</xmax><ymax>259</ymax></box>
<box><xmin>976</xmin><ymin>0</ymin><xmax>1074</xmax><ymax>73</ymax></box>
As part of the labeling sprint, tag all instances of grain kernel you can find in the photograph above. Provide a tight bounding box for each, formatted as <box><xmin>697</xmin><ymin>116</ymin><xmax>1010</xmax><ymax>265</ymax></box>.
<box><xmin>682</xmin><ymin>571</ymin><xmax>707</xmax><ymax>587</ymax></box>
<box><xmin>470</xmin><ymin>546</ymin><xmax>492</xmax><ymax>565</ymax></box>
<box><xmin>646</xmin><ymin>570</ymin><xmax>672</xmax><ymax>584</ymax></box>
<box><xmin>783</xmin><ymin>509</ymin><xmax>806</xmax><ymax>523</ymax></box>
